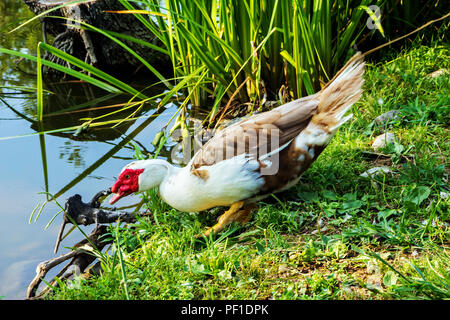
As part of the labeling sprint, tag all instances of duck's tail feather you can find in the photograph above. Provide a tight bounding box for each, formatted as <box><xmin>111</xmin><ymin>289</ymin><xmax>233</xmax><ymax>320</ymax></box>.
<box><xmin>312</xmin><ymin>52</ymin><xmax>365</xmax><ymax>133</ymax></box>
<box><xmin>292</xmin><ymin>53</ymin><xmax>365</xmax><ymax>155</ymax></box>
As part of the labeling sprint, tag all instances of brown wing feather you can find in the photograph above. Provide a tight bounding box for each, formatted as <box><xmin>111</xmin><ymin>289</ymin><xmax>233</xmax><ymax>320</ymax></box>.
<box><xmin>191</xmin><ymin>96</ymin><xmax>319</xmax><ymax>171</ymax></box>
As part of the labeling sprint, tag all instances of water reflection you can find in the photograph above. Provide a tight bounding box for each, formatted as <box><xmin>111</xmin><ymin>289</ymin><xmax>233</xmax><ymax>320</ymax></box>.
<box><xmin>34</xmin><ymin>79</ymin><xmax>163</xmax><ymax>141</ymax></box>
<box><xmin>0</xmin><ymin>0</ymin><xmax>40</xmax><ymax>86</ymax></box>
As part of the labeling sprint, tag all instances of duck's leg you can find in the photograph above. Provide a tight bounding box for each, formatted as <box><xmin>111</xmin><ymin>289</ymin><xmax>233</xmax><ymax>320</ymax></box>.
<box><xmin>201</xmin><ymin>201</ymin><xmax>257</xmax><ymax>238</ymax></box>
<box><xmin>233</xmin><ymin>203</ymin><xmax>258</xmax><ymax>224</ymax></box>
<box><xmin>202</xmin><ymin>201</ymin><xmax>244</xmax><ymax>237</ymax></box>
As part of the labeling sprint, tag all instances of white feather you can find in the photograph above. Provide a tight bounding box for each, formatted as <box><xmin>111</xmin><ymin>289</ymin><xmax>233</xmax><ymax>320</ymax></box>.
<box><xmin>294</xmin><ymin>123</ymin><xmax>332</xmax><ymax>151</ymax></box>
<box><xmin>159</xmin><ymin>154</ymin><xmax>264</xmax><ymax>212</ymax></box>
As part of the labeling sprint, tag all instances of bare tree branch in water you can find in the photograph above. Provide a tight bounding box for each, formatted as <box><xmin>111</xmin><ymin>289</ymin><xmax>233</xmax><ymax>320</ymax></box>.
<box><xmin>27</xmin><ymin>189</ymin><xmax>149</xmax><ymax>300</ymax></box>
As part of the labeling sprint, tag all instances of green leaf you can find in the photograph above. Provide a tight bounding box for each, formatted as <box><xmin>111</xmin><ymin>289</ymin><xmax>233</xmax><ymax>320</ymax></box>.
<box><xmin>383</xmin><ymin>270</ymin><xmax>399</xmax><ymax>287</ymax></box>
<box><xmin>280</xmin><ymin>50</ymin><xmax>296</xmax><ymax>67</ymax></box>
<box><xmin>322</xmin><ymin>190</ymin><xmax>337</xmax><ymax>201</ymax></box>
<box><xmin>394</xmin><ymin>142</ymin><xmax>405</xmax><ymax>155</ymax></box>
<box><xmin>404</xmin><ymin>186</ymin><xmax>431</xmax><ymax>207</ymax></box>
<box><xmin>377</xmin><ymin>209</ymin><xmax>398</xmax><ymax>221</ymax></box>
<box><xmin>342</xmin><ymin>200</ymin><xmax>364</xmax><ymax>211</ymax></box>
<box><xmin>255</xmin><ymin>240</ymin><xmax>266</xmax><ymax>255</ymax></box>
<box><xmin>298</xmin><ymin>191</ymin><xmax>319</xmax><ymax>203</ymax></box>
<box><xmin>39</xmin><ymin>42</ymin><xmax>149</xmax><ymax>98</ymax></box>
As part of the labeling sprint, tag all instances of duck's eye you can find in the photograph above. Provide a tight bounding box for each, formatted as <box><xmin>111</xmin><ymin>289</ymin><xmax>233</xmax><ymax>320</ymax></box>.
<box><xmin>124</xmin><ymin>174</ymin><xmax>130</xmax><ymax>179</ymax></box>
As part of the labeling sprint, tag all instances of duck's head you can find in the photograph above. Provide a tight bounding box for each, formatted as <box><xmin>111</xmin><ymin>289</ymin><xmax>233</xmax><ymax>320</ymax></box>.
<box><xmin>109</xmin><ymin>159</ymin><xmax>169</xmax><ymax>205</ymax></box>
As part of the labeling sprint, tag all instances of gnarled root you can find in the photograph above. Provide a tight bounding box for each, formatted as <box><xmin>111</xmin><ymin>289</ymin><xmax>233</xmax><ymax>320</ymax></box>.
<box><xmin>27</xmin><ymin>189</ymin><xmax>149</xmax><ymax>300</ymax></box>
<box><xmin>27</xmin><ymin>225</ymin><xmax>110</xmax><ymax>300</ymax></box>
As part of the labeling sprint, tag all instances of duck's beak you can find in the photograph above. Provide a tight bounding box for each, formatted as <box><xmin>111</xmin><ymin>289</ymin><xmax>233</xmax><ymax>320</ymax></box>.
<box><xmin>109</xmin><ymin>180</ymin><xmax>131</xmax><ymax>205</ymax></box>
<box><xmin>109</xmin><ymin>192</ymin><xmax>124</xmax><ymax>205</ymax></box>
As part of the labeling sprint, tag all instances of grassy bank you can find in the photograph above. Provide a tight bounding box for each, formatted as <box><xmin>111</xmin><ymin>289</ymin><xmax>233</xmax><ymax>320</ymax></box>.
<box><xmin>46</xmin><ymin>38</ymin><xmax>449</xmax><ymax>300</ymax></box>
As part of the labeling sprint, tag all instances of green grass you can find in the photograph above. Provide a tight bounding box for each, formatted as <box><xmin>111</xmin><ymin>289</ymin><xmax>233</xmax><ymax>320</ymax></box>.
<box><xmin>45</xmin><ymin>38</ymin><xmax>449</xmax><ymax>300</ymax></box>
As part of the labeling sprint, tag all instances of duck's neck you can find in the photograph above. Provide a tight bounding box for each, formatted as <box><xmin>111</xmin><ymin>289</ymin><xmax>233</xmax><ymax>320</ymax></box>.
<box><xmin>138</xmin><ymin>159</ymin><xmax>179</xmax><ymax>191</ymax></box>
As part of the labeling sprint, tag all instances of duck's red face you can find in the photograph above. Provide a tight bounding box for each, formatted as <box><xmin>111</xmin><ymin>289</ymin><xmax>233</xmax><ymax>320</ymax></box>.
<box><xmin>110</xmin><ymin>168</ymin><xmax>144</xmax><ymax>205</ymax></box>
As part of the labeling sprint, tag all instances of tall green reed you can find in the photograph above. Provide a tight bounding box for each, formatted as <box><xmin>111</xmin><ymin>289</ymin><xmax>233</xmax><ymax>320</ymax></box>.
<box><xmin>117</xmin><ymin>0</ymin><xmax>389</xmax><ymax>122</ymax></box>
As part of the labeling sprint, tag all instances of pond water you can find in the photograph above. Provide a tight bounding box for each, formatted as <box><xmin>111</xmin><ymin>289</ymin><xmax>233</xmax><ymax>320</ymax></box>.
<box><xmin>0</xmin><ymin>1</ymin><xmax>178</xmax><ymax>299</ymax></box>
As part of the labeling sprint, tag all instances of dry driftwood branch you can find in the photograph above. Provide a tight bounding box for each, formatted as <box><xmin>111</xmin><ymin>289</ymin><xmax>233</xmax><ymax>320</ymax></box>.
<box><xmin>27</xmin><ymin>188</ymin><xmax>150</xmax><ymax>299</ymax></box>
<box><xmin>54</xmin><ymin>188</ymin><xmax>138</xmax><ymax>253</ymax></box>
<box><xmin>27</xmin><ymin>225</ymin><xmax>111</xmax><ymax>299</ymax></box>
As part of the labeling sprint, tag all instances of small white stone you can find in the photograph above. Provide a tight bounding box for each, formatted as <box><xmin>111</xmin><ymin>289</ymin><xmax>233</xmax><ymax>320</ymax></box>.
<box><xmin>427</xmin><ymin>68</ymin><xmax>448</xmax><ymax>78</ymax></box>
<box><xmin>374</xmin><ymin>110</ymin><xmax>400</xmax><ymax>125</ymax></box>
<box><xmin>360</xmin><ymin>166</ymin><xmax>394</xmax><ymax>178</ymax></box>
<box><xmin>371</xmin><ymin>132</ymin><xmax>396</xmax><ymax>150</ymax></box>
